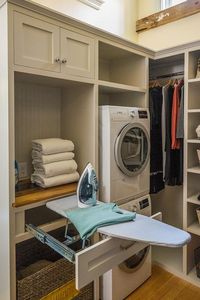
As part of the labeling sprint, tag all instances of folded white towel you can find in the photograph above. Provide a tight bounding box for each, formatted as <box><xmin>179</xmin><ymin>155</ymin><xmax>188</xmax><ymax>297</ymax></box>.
<box><xmin>32</xmin><ymin>151</ymin><xmax>75</xmax><ymax>164</ymax></box>
<box><xmin>31</xmin><ymin>172</ymin><xmax>80</xmax><ymax>188</ymax></box>
<box><xmin>32</xmin><ymin>138</ymin><xmax>74</xmax><ymax>155</ymax></box>
<box><xmin>33</xmin><ymin>160</ymin><xmax>78</xmax><ymax>178</ymax></box>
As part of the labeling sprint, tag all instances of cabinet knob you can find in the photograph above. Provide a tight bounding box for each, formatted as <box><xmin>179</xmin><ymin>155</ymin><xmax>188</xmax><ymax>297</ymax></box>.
<box><xmin>55</xmin><ymin>57</ymin><xmax>61</xmax><ymax>63</ymax></box>
<box><xmin>62</xmin><ymin>58</ymin><xmax>67</xmax><ymax>64</ymax></box>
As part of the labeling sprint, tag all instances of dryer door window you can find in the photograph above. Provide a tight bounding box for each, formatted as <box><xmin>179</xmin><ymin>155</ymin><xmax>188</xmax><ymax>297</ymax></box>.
<box><xmin>115</xmin><ymin>123</ymin><xmax>150</xmax><ymax>177</ymax></box>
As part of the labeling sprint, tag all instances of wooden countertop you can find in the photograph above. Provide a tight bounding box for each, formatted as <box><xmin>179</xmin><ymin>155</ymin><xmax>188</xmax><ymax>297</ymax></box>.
<box><xmin>13</xmin><ymin>181</ymin><xmax>77</xmax><ymax>208</ymax></box>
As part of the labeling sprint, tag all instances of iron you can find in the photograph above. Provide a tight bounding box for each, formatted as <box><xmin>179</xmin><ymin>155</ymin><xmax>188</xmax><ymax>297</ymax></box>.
<box><xmin>77</xmin><ymin>163</ymin><xmax>98</xmax><ymax>208</ymax></box>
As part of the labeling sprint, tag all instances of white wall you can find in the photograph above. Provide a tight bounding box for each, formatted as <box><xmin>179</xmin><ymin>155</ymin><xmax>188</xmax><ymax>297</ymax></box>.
<box><xmin>138</xmin><ymin>1</ymin><xmax>200</xmax><ymax>50</ymax></box>
<box><xmin>138</xmin><ymin>0</ymin><xmax>160</xmax><ymax>19</ymax></box>
<box><xmin>31</xmin><ymin>0</ymin><xmax>138</xmax><ymax>42</ymax></box>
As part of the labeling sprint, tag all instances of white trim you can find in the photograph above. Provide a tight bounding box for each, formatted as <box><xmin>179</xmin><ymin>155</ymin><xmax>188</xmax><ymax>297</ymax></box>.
<box><xmin>79</xmin><ymin>0</ymin><xmax>105</xmax><ymax>10</ymax></box>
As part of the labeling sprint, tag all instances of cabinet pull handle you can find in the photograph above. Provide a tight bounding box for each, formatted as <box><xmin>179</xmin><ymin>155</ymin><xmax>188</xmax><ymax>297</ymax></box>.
<box><xmin>62</xmin><ymin>58</ymin><xmax>67</xmax><ymax>64</ymax></box>
<box><xmin>55</xmin><ymin>57</ymin><xmax>61</xmax><ymax>63</ymax></box>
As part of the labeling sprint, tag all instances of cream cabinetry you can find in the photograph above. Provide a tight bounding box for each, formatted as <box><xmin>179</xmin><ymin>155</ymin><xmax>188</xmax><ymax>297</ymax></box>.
<box><xmin>61</xmin><ymin>29</ymin><xmax>94</xmax><ymax>78</ymax></box>
<box><xmin>14</xmin><ymin>12</ymin><xmax>60</xmax><ymax>72</ymax></box>
<box><xmin>14</xmin><ymin>12</ymin><xmax>95</xmax><ymax>78</ymax></box>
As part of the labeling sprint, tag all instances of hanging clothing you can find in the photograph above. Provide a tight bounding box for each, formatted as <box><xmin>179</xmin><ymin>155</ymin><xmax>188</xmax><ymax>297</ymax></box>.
<box><xmin>162</xmin><ymin>85</ymin><xmax>168</xmax><ymax>180</ymax></box>
<box><xmin>149</xmin><ymin>87</ymin><xmax>165</xmax><ymax>194</ymax></box>
<box><xmin>176</xmin><ymin>86</ymin><xmax>184</xmax><ymax>185</ymax></box>
<box><xmin>164</xmin><ymin>84</ymin><xmax>183</xmax><ymax>186</ymax></box>
<box><xmin>171</xmin><ymin>80</ymin><xmax>184</xmax><ymax>149</ymax></box>
<box><xmin>176</xmin><ymin>86</ymin><xmax>184</xmax><ymax>139</ymax></box>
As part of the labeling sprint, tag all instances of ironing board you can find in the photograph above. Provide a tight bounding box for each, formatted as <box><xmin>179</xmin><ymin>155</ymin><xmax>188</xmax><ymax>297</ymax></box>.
<box><xmin>26</xmin><ymin>195</ymin><xmax>191</xmax><ymax>290</ymax></box>
<box><xmin>46</xmin><ymin>195</ymin><xmax>191</xmax><ymax>248</ymax></box>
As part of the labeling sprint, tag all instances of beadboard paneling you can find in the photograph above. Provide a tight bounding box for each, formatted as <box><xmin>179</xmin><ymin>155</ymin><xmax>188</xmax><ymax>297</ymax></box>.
<box><xmin>15</xmin><ymin>82</ymin><xmax>61</xmax><ymax>177</ymax></box>
<box><xmin>61</xmin><ymin>84</ymin><xmax>96</xmax><ymax>173</ymax></box>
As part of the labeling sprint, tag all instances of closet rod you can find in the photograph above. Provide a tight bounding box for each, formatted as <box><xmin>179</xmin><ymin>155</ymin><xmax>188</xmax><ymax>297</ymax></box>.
<box><xmin>150</xmin><ymin>71</ymin><xmax>184</xmax><ymax>80</ymax></box>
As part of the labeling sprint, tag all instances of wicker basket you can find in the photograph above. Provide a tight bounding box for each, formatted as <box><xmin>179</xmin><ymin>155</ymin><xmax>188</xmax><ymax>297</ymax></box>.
<box><xmin>16</xmin><ymin>228</ymin><xmax>93</xmax><ymax>300</ymax></box>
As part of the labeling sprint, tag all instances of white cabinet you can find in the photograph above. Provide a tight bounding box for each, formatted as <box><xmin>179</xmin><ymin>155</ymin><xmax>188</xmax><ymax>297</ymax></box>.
<box><xmin>14</xmin><ymin>12</ymin><xmax>60</xmax><ymax>72</ymax></box>
<box><xmin>14</xmin><ymin>12</ymin><xmax>95</xmax><ymax>79</ymax></box>
<box><xmin>61</xmin><ymin>29</ymin><xmax>95</xmax><ymax>78</ymax></box>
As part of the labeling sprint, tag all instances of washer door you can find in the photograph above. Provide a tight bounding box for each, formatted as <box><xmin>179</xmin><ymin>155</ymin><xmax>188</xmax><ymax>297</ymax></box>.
<box><xmin>115</xmin><ymin>123</ymin><xmax>150</xmax><ymax>177</ymax></box>
<box><xmin>119</xmin><ymin>246</ymin><xmax>150</xmax><ymax>273</ymax></box>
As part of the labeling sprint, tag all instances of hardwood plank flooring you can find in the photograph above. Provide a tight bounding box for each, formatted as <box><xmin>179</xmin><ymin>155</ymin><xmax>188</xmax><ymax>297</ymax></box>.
<box><xmin>127</xmin><ymin>265</ymin><xmax>200</xmax><ymax>300</ymax></box>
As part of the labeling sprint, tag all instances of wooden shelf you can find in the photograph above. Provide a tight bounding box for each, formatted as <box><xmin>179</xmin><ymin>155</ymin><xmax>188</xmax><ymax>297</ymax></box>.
<box><xmin>187</xmin><ymin>139</ymin><xmax>200</xmax><ymax>144</ymax></box>
<box><xmin>188</xmin><ymin>109</ymin><xmax>200</xmax><ymax>113</ymax></box>
<box><xmin>98</xmin><ymin>80</ymin><xmax>146</xmax><ymax>94</ymax></box>
<box><xmin>187</xmin><ymin>166</ymin><xmax>200</xmax><ymax>174</ymax></box>
<box><xmin>13</xmin><ymin>182</ymin><xmax>77</xmax><ymax>208</ymax></box>
<box><xmin>187</xmin><ymin>222</ymin><xmax>200</xmax><ymax>236</ymax></box>
<box><xmin>187</xmin><ymin>194</ymin><xmax>200</xmax><ymax>205</ymax></box>
<box><xmin>188</xmin><ymin>78</ymin><xmax>200</xmax><ymax>83</ymax></box>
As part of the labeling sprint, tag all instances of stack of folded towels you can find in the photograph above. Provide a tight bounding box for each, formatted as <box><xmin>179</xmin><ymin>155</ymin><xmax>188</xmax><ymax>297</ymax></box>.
<box><xmin>31</xmin><ymin>138</ymin><xmax>80</xmax><ymax>188</ymax></box>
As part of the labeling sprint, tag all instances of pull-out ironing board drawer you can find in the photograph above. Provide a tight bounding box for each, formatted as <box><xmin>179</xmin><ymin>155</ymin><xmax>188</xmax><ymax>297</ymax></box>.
<box><xmin>26</xmin><ymin>195</ymin><xmax>191</xmax><ymax>290</ymax></box>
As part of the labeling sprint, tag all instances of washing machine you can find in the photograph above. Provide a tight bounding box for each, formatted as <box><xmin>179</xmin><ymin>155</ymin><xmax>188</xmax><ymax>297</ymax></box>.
<box><xmin>102</xmin><ymin>194</ymin><xmax>152</xmax><ymax>300</ymax></box>
<box><xmin>99</xmin><ymin>106</ymin><xmax>150</xmax><ymax>204</ymax></box>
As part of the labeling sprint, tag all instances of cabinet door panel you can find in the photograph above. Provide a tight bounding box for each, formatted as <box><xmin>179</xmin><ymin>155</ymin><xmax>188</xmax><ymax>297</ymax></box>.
<box><xmin>14</xmin><ymin>12</ymin><xmax>60</xmax><ymax>72</ymax></box>
<box><xmin>61</xmin><ymin>29</ymin><xmax>95</xmax><ymax>78</ymax></box>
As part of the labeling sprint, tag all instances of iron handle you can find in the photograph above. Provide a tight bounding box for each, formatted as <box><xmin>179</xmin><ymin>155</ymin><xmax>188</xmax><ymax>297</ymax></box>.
<box><xmin>62</xmin><ymin>58</ymin><xmax>67</xmax><ymax>64</ymax></box>
<box><xmin>55</xmin><ymin>57</ymin><xmax>61</xmax><ymax>63</ymax></box>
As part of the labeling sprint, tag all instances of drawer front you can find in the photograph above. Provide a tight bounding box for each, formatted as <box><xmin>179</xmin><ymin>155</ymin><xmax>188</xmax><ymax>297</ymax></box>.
<box><xmin>61</xmin><ymin>29</ymin><xmax>95</xmax><ymax>78</ymax></box>
<box><xmin>14</xmin><ymin>12</ymin><xmax>60</xmax><ymax>72</ymax></box>
<box><xmin>26</xmin><ymin>224</ymin><xmax>146</xmax><ymax>290</ymax></box>
<box><xmin>75</xmin><ymin>237</ymin><xmax>147</xmax><ymax>289</ymax></box>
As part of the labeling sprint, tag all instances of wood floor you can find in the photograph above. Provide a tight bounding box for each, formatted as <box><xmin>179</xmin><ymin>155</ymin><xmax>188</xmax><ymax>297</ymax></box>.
<box><xmin>127</xmin><ymin>265</ymin><xmax>200</xmax><ymax>300</ymax></box>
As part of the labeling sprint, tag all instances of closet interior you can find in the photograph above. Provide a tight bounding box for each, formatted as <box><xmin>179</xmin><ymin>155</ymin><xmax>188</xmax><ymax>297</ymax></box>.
<box><xmin>149</xmin><ymin>54</ymin><xmax>185</xmax><ymax>275</ymax></box>
<box><xmin>149</xmin><ymin>51</ymin><xmax>200</xmax><ymax>284</ymax></box>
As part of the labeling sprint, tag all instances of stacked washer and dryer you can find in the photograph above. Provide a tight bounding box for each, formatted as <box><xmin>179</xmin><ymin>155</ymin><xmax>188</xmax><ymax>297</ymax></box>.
<box><xmin>99</xmin><ymin>106</ymin><xmax>151</xmax><ymax>300</ymax></box>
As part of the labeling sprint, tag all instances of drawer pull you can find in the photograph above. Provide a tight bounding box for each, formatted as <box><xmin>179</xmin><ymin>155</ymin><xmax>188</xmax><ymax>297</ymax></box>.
<box><xmin>55</xmin><ymin>57</ymin><xmax>61</xmax><ymax>63</ymax></box>
<box><xmin>62</xmin><ymin>58</ymin><xmax>67</xmax><ymax>64</ymax></box>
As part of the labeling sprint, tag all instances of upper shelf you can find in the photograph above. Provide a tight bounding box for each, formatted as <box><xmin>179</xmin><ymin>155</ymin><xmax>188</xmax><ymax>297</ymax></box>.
<box><xmin>99</xmin><ymin>41</ymin><xmax>147</xmax><ymax>89</ymax></box>
<box><xmin>98</xmin><ymin>80</ymin><xmax>146</xmax><ymax>94</ymax></box>
<box><xmin>188</xmin><ymin>78</ymin><xmax>200</xmax><ymax>83</ymax></box>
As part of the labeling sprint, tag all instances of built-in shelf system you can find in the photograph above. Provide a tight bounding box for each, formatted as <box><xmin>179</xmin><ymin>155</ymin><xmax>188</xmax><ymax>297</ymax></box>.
<box><xmin>184</xmin><ymin>49</ymin><xmax>200</xmax><ymax>283</ymax></box>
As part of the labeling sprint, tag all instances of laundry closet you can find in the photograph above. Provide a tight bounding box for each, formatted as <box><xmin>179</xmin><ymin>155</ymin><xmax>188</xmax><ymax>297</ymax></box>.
<box><xmin>0</xmin><ymin>1</ymin><xmax>200</xmax><ymax>300</ymax></box>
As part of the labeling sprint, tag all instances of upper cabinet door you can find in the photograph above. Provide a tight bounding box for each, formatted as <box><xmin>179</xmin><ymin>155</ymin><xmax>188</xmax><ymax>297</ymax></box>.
<box><xmin>61</xmin><ymin>29</ymin><xmax>95</xmax><ymax>78</ymax></box>
<box><xmin>14</xmin><ymin>12</ymin><xmax>60</xmax><ymax>72</ymax></box>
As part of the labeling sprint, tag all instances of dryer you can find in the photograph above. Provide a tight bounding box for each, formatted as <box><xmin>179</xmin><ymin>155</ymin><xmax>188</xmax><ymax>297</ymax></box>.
<box><xmin>102</xmin><ymin>194</ymin><xmax>152</xmax><ymax>300</ymax></box>
<box><xmin>99</xmin><ymin>106</ymin><xmax>150</xmax><ymax>204</ymax></box>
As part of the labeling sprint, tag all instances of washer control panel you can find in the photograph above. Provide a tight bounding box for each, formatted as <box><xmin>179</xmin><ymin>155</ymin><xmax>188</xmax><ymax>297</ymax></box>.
<box><xmin>120</xmin><ymin>195</ymin><xmax>151</xmax><ymax>217</ymax></box>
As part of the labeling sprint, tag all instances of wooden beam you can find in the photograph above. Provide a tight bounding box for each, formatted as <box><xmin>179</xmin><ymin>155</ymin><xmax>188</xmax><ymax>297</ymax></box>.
<box><xmin>136</xmin><ymin>0</ymin><xmax>200</xmax><ymax>32</ymax></box>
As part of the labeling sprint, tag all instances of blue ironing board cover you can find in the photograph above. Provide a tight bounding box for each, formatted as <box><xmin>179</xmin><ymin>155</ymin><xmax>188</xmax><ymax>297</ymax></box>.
<box><xmin>46</xmin><ymin>196</ymin><xmax>191</xmax><ymax>248</ymax></box>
